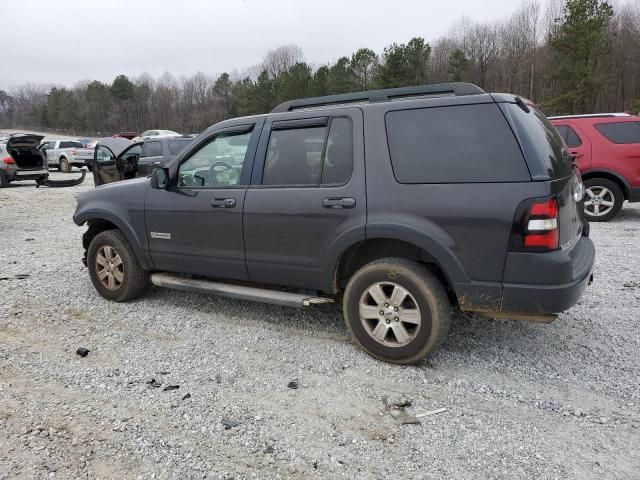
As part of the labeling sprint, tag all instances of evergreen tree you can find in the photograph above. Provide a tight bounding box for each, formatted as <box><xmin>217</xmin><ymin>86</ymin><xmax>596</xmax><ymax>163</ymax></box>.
<box><xmin>546</xmin><ymin>0</ymin><xmax>614</xmax><ymax>114</ymax></box>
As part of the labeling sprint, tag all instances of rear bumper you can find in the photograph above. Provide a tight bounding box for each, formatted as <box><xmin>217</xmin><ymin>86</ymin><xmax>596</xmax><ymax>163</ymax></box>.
<box><xmin>456</xmin><ymin>234</ymin><xmax>595</xmax><ymax>319</ymax></box>
<box><xmin>501</xmin><ymin>236</ymin><xmax>595</xmax><ymax>314</ymax></box>
<box><xmin>13</xmin><ymin>169</ymin><xmax>48</xmax><ymax>180</ymax></box>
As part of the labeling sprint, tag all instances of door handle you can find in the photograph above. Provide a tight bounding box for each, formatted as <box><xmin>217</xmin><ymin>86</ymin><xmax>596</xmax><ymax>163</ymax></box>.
<box><xmin>211</xmin><ymin>198</ymin><xmax>236</xmax><ymax>208</ymax></box>
<box><xmin>570</xmin><ymin>151</ymin><xmax>584</xmax><ymax>158</ymax></box>
<box><xmin>322</xmin><ymin>197</ymin><xmax>356</xmax><ymax>209</ymax></box>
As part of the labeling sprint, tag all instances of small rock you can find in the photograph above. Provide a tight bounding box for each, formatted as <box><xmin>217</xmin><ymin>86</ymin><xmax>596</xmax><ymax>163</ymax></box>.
<box><xmin>163</xmin><ymin>385</ymin><xmax>180</xmax><ymax>392</ymax></box>
<box><xmin>221</xmin><ymin>419</ymin><xmax>241</xmax><ymax>430</ymax></box>
<box><xmin>287</xmin><ymin>380</ymin><xmax>299</xmax><ymax>390</ymax></box>
<box><xmin>76</xmin><ymin>347</ymin><xmax>90</xmax><ymax>358</ymax></box>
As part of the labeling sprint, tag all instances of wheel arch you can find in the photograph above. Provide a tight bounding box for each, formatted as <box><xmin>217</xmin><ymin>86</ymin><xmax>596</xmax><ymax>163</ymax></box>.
<box><xmin>330</xmin><ymin>234</ymin><xmax>468</xmax><ymax>307</ymax></box>
<box><xmin>76</xmin><ymin>210</ymin><xmax>153</xmax><ymax>270</ymax></box>
<box><xmin>581</xmin><ymin>169</ymin><xmax>630</xmax><ymax>200</ymax></box>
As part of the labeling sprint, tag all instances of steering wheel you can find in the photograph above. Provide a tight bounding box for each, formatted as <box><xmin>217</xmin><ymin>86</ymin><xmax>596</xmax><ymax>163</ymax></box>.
<box><xmin>208</xmin><ymin>161</ymin><xmax>234</xmax><ymax>184</ymax></box>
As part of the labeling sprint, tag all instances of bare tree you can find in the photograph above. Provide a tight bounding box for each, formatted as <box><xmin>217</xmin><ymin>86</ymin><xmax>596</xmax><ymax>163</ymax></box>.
<box><xmin>262</xmin><ymin>44</ymin><xmax>304</xmax><ymax>78</ymax></box>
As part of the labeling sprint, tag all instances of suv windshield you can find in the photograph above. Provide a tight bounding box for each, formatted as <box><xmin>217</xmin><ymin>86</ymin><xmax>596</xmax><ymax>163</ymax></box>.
<box><xmin>500</xmin><ymin>103</ymin><xmax>573</xmax><ymax>180</ymax></box>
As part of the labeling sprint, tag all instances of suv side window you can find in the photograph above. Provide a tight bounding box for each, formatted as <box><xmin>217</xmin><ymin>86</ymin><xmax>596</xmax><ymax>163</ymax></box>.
<box><xmin>141</xmin><ymin>141</ymin><xmax>162</xmax><ymax>158</ymax></box>
<box><xmin>322</xmin><ymin>117</ymin><xmax>353</xmax><ymax>185</ymax></box>
<box><xmin>595</xmin><ymin>122</ymin><xmax>640</xmax><ymax>144</ymax></box>
<box><xmin>386</xmin><ymin>104</ymin><xmax>530</xmax><ymax>183</ymax></box>
<box><xmin>263</xmin><ymin>126</ymin><xmax>326</xmax><ymax>186</ymax></box>
<box><xmin>555</xmin><ymin>125</ymin><xmax>582</xmax><ymax>148</ymax></box>
<box><xmin>178</xmin><ymin>130</ymin><xmax>252</xmax><ymax>188</ymax></box>
<box><xmin>262</xmin><ymin>117</ymin><xmax>353</xmax><ymax>186</ymax></box>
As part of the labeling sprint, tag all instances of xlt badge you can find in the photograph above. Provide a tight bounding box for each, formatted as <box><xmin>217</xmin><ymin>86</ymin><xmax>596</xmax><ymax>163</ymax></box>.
<box><xmin>151</xmin><ymin>232</ymin><xmax>171</xmax><ymax>240</ymax></box>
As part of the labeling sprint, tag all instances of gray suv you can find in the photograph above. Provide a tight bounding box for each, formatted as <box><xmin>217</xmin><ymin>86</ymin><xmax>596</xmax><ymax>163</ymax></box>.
<box><xmin>73</xmin><ymin>83</ymin><xmax>595</xmax><ymax>364</ymax></box>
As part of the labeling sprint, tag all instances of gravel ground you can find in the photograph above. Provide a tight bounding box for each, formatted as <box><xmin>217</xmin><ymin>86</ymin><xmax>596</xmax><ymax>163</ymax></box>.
<box><xmin>1</xmin><ymin>174</ymin><xmax>639</xmax><ymax>479</ymax></box>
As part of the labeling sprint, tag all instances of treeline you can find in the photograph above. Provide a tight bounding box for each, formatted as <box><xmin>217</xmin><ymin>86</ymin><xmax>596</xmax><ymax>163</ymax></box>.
<box><xmin>0</xmin><ymin>0</ymin><xmax>638</xmax><ymax>136</ymax></box>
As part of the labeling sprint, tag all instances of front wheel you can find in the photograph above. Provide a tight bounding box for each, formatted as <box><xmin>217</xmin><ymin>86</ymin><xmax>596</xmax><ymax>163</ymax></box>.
<box><xmin>87</xmin><ymin>230</ymin><xmax>149</xmax><ymax>302</ymax></box>
<box><xmin>343</xmin><ymin>257</ymin><xmax>450</xmax><ymax>364</ymax></box>
<box><xmin>583</xmin><ymin>178</ymin><xmax>623</xmax><ymax>222</ymax></box>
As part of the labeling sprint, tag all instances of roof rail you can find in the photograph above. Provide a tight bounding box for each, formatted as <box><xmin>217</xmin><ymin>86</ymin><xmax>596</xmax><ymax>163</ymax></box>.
<box><xmin>548</xmin><ymin>113</ymin><xmax>632</xmax><ymax>120</ymax></box>
<box><xmin>270</xmin><ymin>82</ymin><xmax>485</xmax><ymax>113</ymax></box>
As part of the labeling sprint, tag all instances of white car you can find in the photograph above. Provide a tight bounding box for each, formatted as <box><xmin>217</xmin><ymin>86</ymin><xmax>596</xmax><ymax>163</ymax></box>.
<box><xmin>132</xmin><ymin>130</ymin><xmax>180</xmax><ymax>142</ymax></box>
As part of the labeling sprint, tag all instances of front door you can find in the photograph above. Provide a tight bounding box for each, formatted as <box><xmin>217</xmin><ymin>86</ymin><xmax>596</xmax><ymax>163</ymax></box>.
<box><xmin>144</xmin><ymin>122</ymin><xmax>262</xmax><ymax>280</ymax></box>
<box><xmin>93</xmin><ymin>145</ymin><xmax>119</xmax><ymax>185</ymax></box>
<box><xmin>243</xmin><ymin>109</ymin><xmax>366</xmax><ymax>291</ymax></box>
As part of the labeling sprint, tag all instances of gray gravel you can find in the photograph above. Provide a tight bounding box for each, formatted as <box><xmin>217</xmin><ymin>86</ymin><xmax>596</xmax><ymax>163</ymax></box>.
<box><xmin>1</xmin><ymin>174</ymin><xmax>639</xmax><ymax>479</ymax></box>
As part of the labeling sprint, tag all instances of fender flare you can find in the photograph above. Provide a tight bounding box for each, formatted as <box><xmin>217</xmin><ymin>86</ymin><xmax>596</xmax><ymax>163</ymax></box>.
<box><xmin>322</xmin><ymin>217</ymin><xmax>469</xmax><ymax>292</ymax></box>
<box><xmin>74</xmin><ymin>208</ymin><xmax>153</xmax><ymax>270</ymax></box>
<box><xmin>581</xmin><ymin>168</ymin><xmax>631</xmax><ymax>197</ymax></box>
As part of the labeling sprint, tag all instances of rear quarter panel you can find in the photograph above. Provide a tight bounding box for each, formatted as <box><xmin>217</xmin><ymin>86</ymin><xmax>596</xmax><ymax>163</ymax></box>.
<box><xmin>585</xmin><ymin>120</ymin><xmax>640</xmax><ymax>188</ymax></box>
<box><xmin>363</xmin><ymin>99</ymin><xmax>550</xmax><ymax>302</ymax></box>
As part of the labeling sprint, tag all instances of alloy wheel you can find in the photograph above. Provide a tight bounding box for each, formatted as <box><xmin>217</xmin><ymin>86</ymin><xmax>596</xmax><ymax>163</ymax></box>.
<box><xmin>359</xmin><ymin>282</ymin><xmax>421</xmax><ymax>347</ymax></box>
<box><xmin>584</xmin><ymin>186</ymin><xmax>615</xmax><ymax>217</ymax></box>
<box><xmin>95</xmin><ymin>245</ymin><xmax>124</xmax><ymax>290</ymax></box>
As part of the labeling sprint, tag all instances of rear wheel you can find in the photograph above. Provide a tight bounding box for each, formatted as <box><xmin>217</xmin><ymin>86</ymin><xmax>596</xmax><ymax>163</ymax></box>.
<box><xmin>583</xmin><ymin>178</ymin><xmax>623</xmax><ymax>222</ymax></box>
<box><xmin>87</xmin><ymin>230</ymin><xmax>149</xmax><ymax>302</ymax></box>
<box><xmin>0</xmin><ymin>172</ymin><xmax>9</xmax><ymax>188</ymax></box>
<box><xmin>59</xmin><ymin>157</ymin><xmax>71</xmax><ymax>173</ymax></box>
<box><xmin>343</xmin><ymin>257</ymin><xmax>450</xmax><ymax>364</ymax></box>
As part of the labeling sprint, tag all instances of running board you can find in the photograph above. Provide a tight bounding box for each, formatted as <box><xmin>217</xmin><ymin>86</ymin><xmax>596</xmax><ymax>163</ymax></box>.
<box><xmin>150</xmin><ymin>273</ymin><xmax>334</xmax><ymax>308</ymax></box>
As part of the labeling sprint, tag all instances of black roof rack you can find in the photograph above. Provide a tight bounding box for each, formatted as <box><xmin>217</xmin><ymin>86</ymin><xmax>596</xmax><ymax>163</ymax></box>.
<box><xmin>270</xmin><ymin>82</ymin><xmax>485</xmax><ymax>113</ymax></box>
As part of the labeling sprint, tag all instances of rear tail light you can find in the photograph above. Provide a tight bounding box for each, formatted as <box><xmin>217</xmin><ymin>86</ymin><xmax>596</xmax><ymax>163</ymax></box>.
<box><xmin>509</xmin><ymin>197</ymin><xmax>560</xmax><ymax>252</ymax></box>
<box><xmin>2</xmin><ymin>156</ymin><xmax>14</xmax><ymax>165</ymax></box>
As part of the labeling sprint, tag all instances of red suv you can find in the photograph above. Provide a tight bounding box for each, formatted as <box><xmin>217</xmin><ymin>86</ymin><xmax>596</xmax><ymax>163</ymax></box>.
<box><xmin>550</xmin><ymin>113</ymin><xmax>640</xmax><ymax>221</ymax></box>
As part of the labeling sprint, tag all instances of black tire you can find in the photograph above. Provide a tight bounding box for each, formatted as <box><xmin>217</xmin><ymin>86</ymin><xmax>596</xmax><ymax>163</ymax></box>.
<box><xmin>59</xmin><ymin>157</ymin><xmax>71</xmax><ymax>173</ymax></box>
<box><xmin>87</xmin><ymin>230</ymin><xmax>149</xmax><ymax>302</ymax></box>
<box><xmin>583</xmin><ymin>178</ymin><xmax>624</xmax><ymax>222</ymax></box>
<box><xmin>343</xmin><ymin>257</ymin><xmax>450</xmax><ymax>364</ymax></box>
<box><xmin>0</xmin><ymin>172</ymin><xmax>9</xmax><ymax>188</ymax></box>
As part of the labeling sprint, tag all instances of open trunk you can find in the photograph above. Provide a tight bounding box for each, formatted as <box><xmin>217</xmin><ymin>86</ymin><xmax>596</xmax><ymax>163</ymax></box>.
<box><xmin>6</xmin><ymin>134</ymin><xmax>46</xmax><ymax>170</ymax></box>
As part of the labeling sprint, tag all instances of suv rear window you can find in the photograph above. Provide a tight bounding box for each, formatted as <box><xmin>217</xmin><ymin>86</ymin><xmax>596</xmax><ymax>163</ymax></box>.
<box><xmin>60</xmin><ymin>141</ymin><xmax>83</xmax><ymax>148</ymax></box>
<box><xmin>594</xmin><ymin>122</ymin><xmax>640</xmax><ymax>144</ymax></box>
<box><xmin>500</xmin><ymin>104</ymin><xmax>573</xmax><ymax>180</ymax></box>
<box><xmin>168</xmin><ymin>139</ymin><xmax>192</xmax><ymax>155</ymax></box>
<box><xmin>385</xmin><ymin>104</ymin><xmax>530</xmax><ymax>183</ymax></box>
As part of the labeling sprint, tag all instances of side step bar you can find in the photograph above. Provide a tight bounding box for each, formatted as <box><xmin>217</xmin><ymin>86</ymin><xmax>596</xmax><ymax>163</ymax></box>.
<box><xmin>150</xmin><ymin>273</ymin><xmax>334</xmax><ymax>308</ymax></box>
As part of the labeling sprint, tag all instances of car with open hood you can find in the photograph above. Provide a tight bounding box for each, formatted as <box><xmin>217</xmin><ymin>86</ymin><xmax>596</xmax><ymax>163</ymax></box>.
<box><xmin>89</xmin><ymin>136</ymin><xmax>193</xmax><ymax>186</ymax></box>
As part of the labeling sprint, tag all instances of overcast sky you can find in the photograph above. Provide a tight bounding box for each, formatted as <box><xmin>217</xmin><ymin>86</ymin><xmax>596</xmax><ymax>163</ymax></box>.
<box><xmin>2</xmin><ymin>0</ymin><xmax>528</xmax><ymax>90</ymax></box>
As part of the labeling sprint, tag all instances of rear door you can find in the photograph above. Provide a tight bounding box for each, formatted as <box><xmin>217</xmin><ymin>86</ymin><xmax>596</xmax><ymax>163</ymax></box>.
<box><xmin>44</xmin><ymin>141</ymin><xmax>57</xmax><ymax>166</ymax></box>
<box><xmin>243</xmin><ymin>108</ymin><xmax>365</xmax><ymax>291</ymax></box>
<box><xmin>138</xmin><ymin>140</ymin><xmax>164</xmax><ymax>175</ymax></box>
<box><xmin>555</xmin><ymin>122</ymin><xmax>592</xmax><ymax>170</ymax></box>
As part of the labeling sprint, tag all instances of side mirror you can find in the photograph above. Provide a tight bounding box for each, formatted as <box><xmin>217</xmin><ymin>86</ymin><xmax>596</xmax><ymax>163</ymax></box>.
<box><xmin>150</xmin><ymin>167</ymin><xmax>170</xmax><ymax>189</ymax></box>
